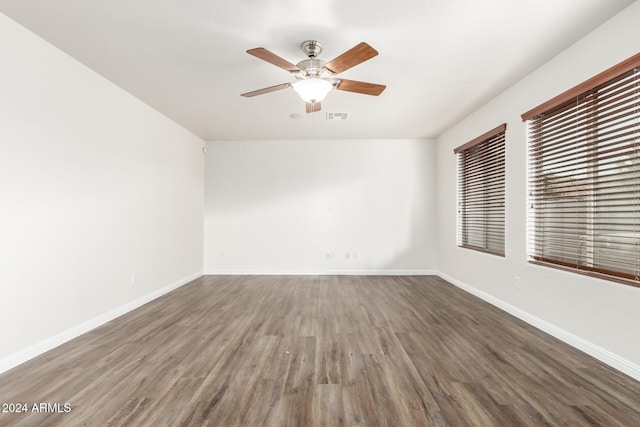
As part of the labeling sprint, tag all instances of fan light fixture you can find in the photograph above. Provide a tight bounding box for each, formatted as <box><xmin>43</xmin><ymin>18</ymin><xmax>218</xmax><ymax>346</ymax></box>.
<box><xmin>292</xmin><ymin>78</ymin><xmax>333</xmax><ymax>103</ymax></box>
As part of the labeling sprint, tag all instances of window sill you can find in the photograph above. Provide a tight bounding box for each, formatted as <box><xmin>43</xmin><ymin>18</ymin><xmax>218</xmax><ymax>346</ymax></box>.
<box><xmin>529</xmin><ymin>258</ymin><xmax>640</xmax><ymax>288</ymax></box>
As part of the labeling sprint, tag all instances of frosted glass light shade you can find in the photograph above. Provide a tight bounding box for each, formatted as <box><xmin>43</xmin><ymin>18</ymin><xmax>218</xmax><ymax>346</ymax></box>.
<box><xmin>292</xmin><ymin>78</ymin><xmax>333</xmax><ymax>103</ymax></box>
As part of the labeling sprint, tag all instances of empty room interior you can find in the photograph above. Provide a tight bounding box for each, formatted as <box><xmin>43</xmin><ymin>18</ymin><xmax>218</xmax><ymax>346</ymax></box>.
<box><xmin>2</xmin><ymin>0</ymin><xmax>640</xmax><ymax>425</ymax></box>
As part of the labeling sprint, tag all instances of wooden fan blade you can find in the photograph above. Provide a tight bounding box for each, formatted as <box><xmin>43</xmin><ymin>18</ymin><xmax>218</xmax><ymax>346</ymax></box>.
<box><xmin>241</xmin><ymin>83</ymin><xmax>290</xmax><ymax>97</ymax></box>
<box><xmin>305</xmin><ymin>102</ymin><xmax>322</xmax><ymax>113</ymax></box>
<box><xmin>325</xmin><ymin>42</ymin><xmax>378</xmax><ymax>74</ymax></box>
<box><xmin>247</xmin><ymin>48</ymin><xmax>300</xmax><ymax>73</ymax></box>
<box><xmin>337</xmin><ymin>79</ymin><xmax>386</xmax><ymax>96</ymax></box>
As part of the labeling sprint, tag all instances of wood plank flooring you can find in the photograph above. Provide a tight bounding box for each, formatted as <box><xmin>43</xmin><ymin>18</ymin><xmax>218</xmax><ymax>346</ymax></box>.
<box><xmin>1</xmin><ymin>275</ymin><xmax>639</xmax><ymax>426</ymax></box>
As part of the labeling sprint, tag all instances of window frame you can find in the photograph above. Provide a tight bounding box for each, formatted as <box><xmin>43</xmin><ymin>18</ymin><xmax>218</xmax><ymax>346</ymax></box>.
<box><xmin>455</xmin><ymin>123</ymin><xmax>507</xmax><ymax>257</ymax></box>
<box><xmin>522</xmin><ymin>53</ymin><xmax>640</xmax><ymax>287</ymax></box>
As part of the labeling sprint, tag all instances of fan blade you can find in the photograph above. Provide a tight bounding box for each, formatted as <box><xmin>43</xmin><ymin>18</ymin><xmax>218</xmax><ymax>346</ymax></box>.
<box><xmin>241</xmin><ymin>83</ymin><xmax>290</xmax><ymax>97</ymax></box>
<box><xmin>337</xmin><ymin>79</ymin><xmax>386</xmax><ymax>96</ymax></box>
<box><xmin>247</xmin><ymin>48</ymin><xmax>300</xmax><ymax>73</ymax></box>
<box><xmin>325</xmin><ymin>42</ymin><xmax>379</xmax><ymax>74</ymax></box>
<box><xmin>306</xmin><ymin>102</ymin><xmax>321</xmax><ymax>113</ymax></box>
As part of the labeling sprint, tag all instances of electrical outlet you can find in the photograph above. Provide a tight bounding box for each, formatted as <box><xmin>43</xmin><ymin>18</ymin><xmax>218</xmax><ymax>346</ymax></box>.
<box><xmin>514</xmin><ymin>276</ymin><xmax>520</xmax><ymax>288</ymax></box>
<box><xmin>131</xmin><ymin>272</ymin><xmax>136</xmax><ymax>285</ymax></box>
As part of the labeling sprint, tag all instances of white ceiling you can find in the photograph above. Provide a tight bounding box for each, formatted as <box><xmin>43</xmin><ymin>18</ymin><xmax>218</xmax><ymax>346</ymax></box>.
<box><xmin>0</xmin><ymin>0</ymin><xmax>634</xmax><ymax>140</ymax></box>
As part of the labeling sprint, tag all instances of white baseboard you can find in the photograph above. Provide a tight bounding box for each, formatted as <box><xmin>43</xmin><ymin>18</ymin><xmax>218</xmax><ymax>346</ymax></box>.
<box><xmin>204</xmin><ymin>269</ymin><xmax>437</xmax><ymax>276</ymax></box>
<box><xmin>437</xmin><ymin>271</ymin><xmax>640</xmax><ymax>382</ymax></box>
<box><xmin>0</xmin><ymin>271</ymin><xmax>203</xmax><ymax>375</ymax></box>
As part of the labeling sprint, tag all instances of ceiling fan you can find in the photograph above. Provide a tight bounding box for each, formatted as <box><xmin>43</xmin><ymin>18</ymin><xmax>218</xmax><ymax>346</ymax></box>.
<box><xmin>241</xmin><ymin>40</ymin><xmax>386</xmax><ymax>113</ymax></box>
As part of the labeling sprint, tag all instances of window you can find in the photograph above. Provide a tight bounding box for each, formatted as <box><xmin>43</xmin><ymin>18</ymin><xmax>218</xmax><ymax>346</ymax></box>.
<box><xmin>522</xmin><ymin>53</ymin><xmax>640</xmax><ymax>287</ymax></box>
<box><xmin>455</xmin><ymin>124</ymin><xmax>506</xmax><ymax>256</ymax></box>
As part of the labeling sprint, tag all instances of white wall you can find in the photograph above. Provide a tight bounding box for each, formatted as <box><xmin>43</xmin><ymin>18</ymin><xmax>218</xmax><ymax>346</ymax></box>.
<box><xmin>436</xmin><ymin>1</ymin><xmax>640</xmax><ymax>372</ymax></box>
<box><xmin>204</xmin><ymin>139</ymin><xmax>436</xmax><ymax>274</ymax></box>
<box><xmin>0</xmin><ymin>13</ymin><xmax>204</xmax><ymax>367</ymax></box>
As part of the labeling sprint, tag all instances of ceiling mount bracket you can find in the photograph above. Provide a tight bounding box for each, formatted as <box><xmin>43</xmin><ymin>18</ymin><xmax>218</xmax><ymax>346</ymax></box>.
<box><xmin>301</xmin><ymin>40</ymin><xmax>323</xmax><ymax>58</ymax></box>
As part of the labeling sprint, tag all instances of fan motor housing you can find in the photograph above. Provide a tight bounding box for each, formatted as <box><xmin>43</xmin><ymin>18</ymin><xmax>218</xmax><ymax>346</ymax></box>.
<box><xmin>295</xmin><ymin>58</ymin><xmax>331</xmax><ymax>78</ymax></box>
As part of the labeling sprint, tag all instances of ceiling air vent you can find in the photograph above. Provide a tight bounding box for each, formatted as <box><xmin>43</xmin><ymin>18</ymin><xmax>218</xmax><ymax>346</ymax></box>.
<box><xmin>326</xmin><ymin>112</ymin><xmax>349</xmax><ymax>121</ymax></box>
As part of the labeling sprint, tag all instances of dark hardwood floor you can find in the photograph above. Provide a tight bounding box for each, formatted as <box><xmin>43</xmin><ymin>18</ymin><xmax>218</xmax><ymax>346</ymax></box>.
<box><xmin>1</xmin><ymin>275</ymin><xmax>639</xmax><ymax>426</ymax></box>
